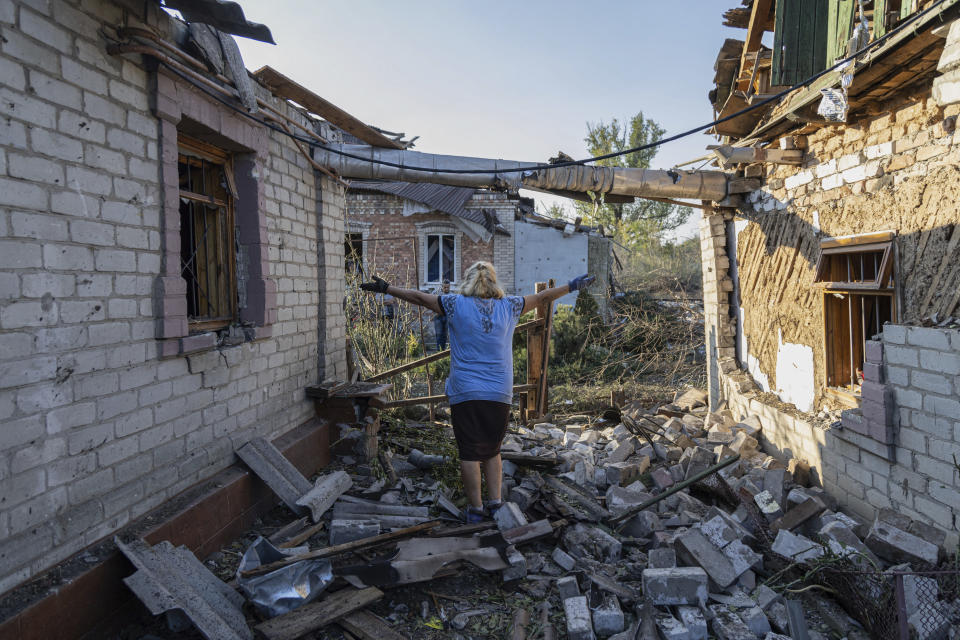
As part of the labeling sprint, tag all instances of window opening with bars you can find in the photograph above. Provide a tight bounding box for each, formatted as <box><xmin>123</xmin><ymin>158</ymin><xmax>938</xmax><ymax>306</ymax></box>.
<box><xmin>814</xmin><ymin>232</ymin><xmax>896</xmax><ymax>398</ymax></box>
<box><xmin>426</xmin><ymin>233</ymin><xmax>455</xmax><ymax>283</ymax></box>
<box><xmin>178</xmin><ymin>136</ymin><xmax>237</xmax><ymax>331</ymax></box>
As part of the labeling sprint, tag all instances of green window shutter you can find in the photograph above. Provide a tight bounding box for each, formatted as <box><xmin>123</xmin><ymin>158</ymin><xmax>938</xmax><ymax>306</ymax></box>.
<box><xmin>827</xmin><ymin>0</ymin><xmax>857</xmax><ymax>63</ymax></box>
<box><xmin>874</xmin><ymin>0</ymin><xmax>888</xmax><ymax>38</ymax></box>
<box><xmin>772</xmin><ymin>0</ymin><xmax>830</xmax><ymax>86</ymax></box>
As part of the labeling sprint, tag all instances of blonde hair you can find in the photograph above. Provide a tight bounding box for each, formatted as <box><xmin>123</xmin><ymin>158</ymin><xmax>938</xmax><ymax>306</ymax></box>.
<box><xmin>459</xmin><ymin>261</ymin><xmax>504</xmax><ymax>299</ymax></box>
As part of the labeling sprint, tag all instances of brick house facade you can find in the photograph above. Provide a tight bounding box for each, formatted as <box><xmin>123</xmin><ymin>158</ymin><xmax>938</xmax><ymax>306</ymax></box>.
<box><xmin>346</xmin><ymin>188</ymin><xmax>517</xmax><ymax>292</ymax></box>
<box><xmin>0</xmin><ymin>0</ymin><xmax>348</xmax><ymax>593</ymax></box>
<box><xmin>702</xmin><ymin>3</ymin><xmax>960</xmax><ymax>542</ymax></box>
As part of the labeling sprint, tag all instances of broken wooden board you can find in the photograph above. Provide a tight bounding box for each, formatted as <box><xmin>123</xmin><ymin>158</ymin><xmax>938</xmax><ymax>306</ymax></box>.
<box><xmin>253</xmin><ymin>66</ymin><xmax>404</xmax><ymax>149</ymax></box>
<box><xmin>338</xmin><ymin>609</ymin><xmax>408</xmax><ymax>640</ymax></box>
<box><xmin>304</xmin><ymin>379</ymin><xmax>351</xmax><ymax>399</ymax></box>
<box><xmin>236</xmin><ymin>437</ymin><xmax>313</xmax><ymax>515</ymax></box>
<box><xmin>117</xmin><ymin>538</ymin><xmax>252</xmax><ymax>640</ymax></box>
<box><xmin>254</xmin><ymin>587</ymin><xmax>383</xmax><ymax>640</ymax></box>
<box><xmin>241</xmin><ymin>521</ymin><xmax>442</xmax><ymax>578</ymax></box>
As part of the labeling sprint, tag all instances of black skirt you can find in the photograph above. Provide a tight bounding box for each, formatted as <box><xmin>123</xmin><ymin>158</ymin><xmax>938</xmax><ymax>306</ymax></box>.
<box><xmin>450</xmin><ymin>400</ymin><xmax>511</xmax><ymax>461</ymax></box>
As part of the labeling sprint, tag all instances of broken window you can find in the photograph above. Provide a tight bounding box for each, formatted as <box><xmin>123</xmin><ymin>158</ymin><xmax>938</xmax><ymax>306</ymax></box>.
<box><xmin>426</xmin><ymin>234</ymin><xmax>455</xmax><ymax>284</ymax></box>
<box><xmin>178</xmin><ymin>136</ymin><xmax>237</xmax><ymax>331</ymax></box>
<box><xmin>814</xmin><ymin>232</ymin><xmax>896</xmax><ymax>399</ymax></box>
<box><xmin>345</xmin><ymin>232</ymin><xmax>364</xmax><ymax>276</ymax></box>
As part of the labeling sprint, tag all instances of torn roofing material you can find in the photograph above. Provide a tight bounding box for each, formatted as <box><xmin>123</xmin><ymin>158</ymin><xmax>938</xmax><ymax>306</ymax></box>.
<box><xmin>117</xmin><ymin>538</ymin><xmax>254</xmax><ymax>640</ymax></box>
<box><xmin>349</xmin><ymin>180</ymin><xmax>507</xmax><ymax>234</ymax></box>
<box><xmin>162</xmin><ymin>0</ymin><xmax>275</xmax><ymax>44</ymax></box>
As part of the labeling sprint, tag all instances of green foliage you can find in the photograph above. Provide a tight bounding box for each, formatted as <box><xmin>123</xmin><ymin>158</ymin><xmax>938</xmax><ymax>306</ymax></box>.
<box><xmin>576</xmin><ymin>112</ymin><xmax>693</xmax><ymax>248</ymax></box>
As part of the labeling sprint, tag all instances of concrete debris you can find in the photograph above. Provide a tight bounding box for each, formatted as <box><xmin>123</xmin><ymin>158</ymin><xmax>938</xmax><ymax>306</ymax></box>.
<box><xmin>864</xmin><ymin>519</ymin><xmax>940</xmax><ymax>566</ymax></box>
<box><xmin>237</xmin><ymin>437</ymin><xmax>315</xmax><ymax>516</ymax></box>
<box><xmin>641</xmin><ymin>567</ymin><xmax>708</xmax><ymax>606</ymax></box>
<box><xmin>563</xmin><ymin>596</ymin><xmax>596</xmax><ymax>640</ymax></box>
<box><xmin>196</xmin><ymin>387</ymin><xmax>953</xmax><ymax>640</ymax></box>
<box><xmin>591</xmin><ymin>595</ymin><xmax>624</xmax><ymax>636</ymax></box>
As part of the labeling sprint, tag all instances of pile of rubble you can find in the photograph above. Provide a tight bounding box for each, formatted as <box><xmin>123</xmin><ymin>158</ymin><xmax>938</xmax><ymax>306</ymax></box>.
<box><xmin>117</xmin><ymin>388</ymin><xmax>959</xmax><ymax>640</ymax></box>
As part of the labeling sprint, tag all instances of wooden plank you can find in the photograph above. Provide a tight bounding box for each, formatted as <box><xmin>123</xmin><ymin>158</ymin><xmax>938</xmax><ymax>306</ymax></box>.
<box><xmin>772</xmin><ymin>0</ymin><xmax>788</xmax><ymax>85</ymax></box>
<box><xmin>365</xmin><ymin>349</ymin><xmax>450</xmax><ymax>383</ymax></box>
<box><xmin>280</xmin><ymin>521</ymin><xmax>325</xmax><ymax>549</ymax></box>
<box><xmin>240</xmin><ymin>521</ymin><xmax>442</xmax><ymax>578</ymax></box>
<box><xmin>737</xmin><ymin>0</ymin><xmax>775</xmax><ymax>91</ymax></box>
<box><xmin>537</xmin><ymin>279</ymin><xmax>556</xmax><ymax>417</ymax></box>
<box><xmin>820</xmin><ymin>231</ymin><xmax>895</xmax><ymax>248</ymax></box>
<box><xmin>255</xmin><ymin>587</ymin><xmax>384</xmax><ymax>640</ymax></box>
<box><xmin>253</xmin><ymin>66</ymin><xmax>404</xmax><ymax>149</ymax></box>
<box><xmin>338</xmin><ymin>610</ymin><xmax>408</xmax><ymax>640</ymax></box>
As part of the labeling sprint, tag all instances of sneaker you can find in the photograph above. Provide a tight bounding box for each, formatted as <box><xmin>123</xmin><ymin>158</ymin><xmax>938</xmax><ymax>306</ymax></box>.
<box><xmin>463</xmin><ymin>506</ymin><xmax>485</xmax><ymax>524</ymax></box>
<box><xmin>484</xmin><ymin>500</ymin><xmax>503</xmax><ymax>516</ymax></box>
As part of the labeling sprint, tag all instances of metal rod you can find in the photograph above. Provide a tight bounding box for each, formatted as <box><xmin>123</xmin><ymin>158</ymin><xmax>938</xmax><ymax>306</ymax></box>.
<box><xmin>609</xmin><ymin>455</ymin><xmax>741</xmax><ymax>526</ymax></box>
<box><xmin>894</xmin><ymin>573</ymin><xmax>909</xmax><ymax>640</ymax></box>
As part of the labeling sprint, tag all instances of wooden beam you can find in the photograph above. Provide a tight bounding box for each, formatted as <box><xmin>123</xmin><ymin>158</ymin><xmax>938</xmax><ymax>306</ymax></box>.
<box><xmin>255</xmin><ymin>587</ymin><xmax>384</xmax><ymax>640</ymax></box>
<box><xmin>338</xmin><ymin>610</ymin><xmax>408</xmax><ymax>640</ymax></box>
<box><xmin>241</xmin><ymin>521</ymin><xmax>443</xmax><ymax>577</ymax></box>
<box><xmin>253</xmin><ymin>66</ymin><xmax>405</xmax><ymax>149</ymax></box>
<box><xmin>380</xmin><ymin>384</ymin><xmax>538</xmax><ymax>408</ymax></box>
<box><xmin>712</xmin><ymin>146</ymin><xmax>804</xmax><ymax>167</ymax></box>
<box><xmin>736</xmin><ymin>0</ymin><xmax>775</xmax><ymax>92</ymax></box>
<box><xmin>365</xmin><ymin>349</ymin><xmax>450</xmax><ymax>383</ymax></box>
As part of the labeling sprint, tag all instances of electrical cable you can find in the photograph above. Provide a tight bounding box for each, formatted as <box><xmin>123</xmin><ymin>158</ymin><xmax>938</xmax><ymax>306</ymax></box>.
<box><xmin>153</xmin><ymin>0</ymin><xmax>950</xmax><ymax>175</ymax></box>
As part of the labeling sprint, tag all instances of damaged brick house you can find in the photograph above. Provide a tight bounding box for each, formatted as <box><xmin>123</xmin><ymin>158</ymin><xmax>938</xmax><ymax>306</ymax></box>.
<box><xmin>346</xmin><ymin>182</ymin><xmax>613</xmax><ymax>316</ymax></box>
<box><xmin>701</xmin><ymin>0</ymin><xmax>960</xmax><ymax>542</ymax></box>
<box><xmin>0</xmin><ymin>0</ymin><xmax>389</xmax><ymax>613</ymax></box>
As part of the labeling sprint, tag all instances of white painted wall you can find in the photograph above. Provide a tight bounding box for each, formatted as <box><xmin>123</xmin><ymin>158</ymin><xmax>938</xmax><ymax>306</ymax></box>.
<box><xmin>774</xmin><ymin>329</ymin><xmax>816</xmax><ymax>412</ymax></box>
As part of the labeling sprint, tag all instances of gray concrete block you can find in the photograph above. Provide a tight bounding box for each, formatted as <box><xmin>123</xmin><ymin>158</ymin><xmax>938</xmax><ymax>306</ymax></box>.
<box><xmin>771</xmin><ymin>529</ymin><xmax>824</xmax><ymax>563</ymax></box>
<box><xmin>752</xmin><ymin>584</ymin><xmax>783</xmax><ymax>611</ymax></box>
<box><xmin>563</xmin><ymin>596</ymin><xmax>595</xmax><ymax>640</ymax></box>
<box><xmin>620</xmin><ymin>510</ymin><xmax>661</xmax><ymax>539</ymax></box>
<box><xmin>648</xmin><ymin>547</ymin><xmax>677</xmax><ymax>568</ymax></box>
<box><xmin>709</xmin><ymin>605</ymin><xmax>756</xmax><ymax>640</ymax></box>
<box><xmin>700</xmin><ymin>514</ymin><xmax>737</xmax><ymax>549</ymax></box>
<box><xmin>723</xmin><ymin>539</ymin><xmax>762</xmax><ymax>578</ymax></box>
<box><xmin>552</xmin><ymin>547</ymin><xmax>576</xmax><ymax>572</ymax></box>
<box><xmin>493</xmin><ymin>501</ymin><xmax>528</xmax><ymax>531</ymax></box>
<box><xmin>641</xmin><ymin>567</ymin><xmax>708</xmax><ymax>606</ymax></box>
<box><xmin>865</xmin><ymin>520</ymin><xmax>939</xmax><ymax>566</ymax></box>
<box><xmin>677</xmin><ymin>606</ymin><xmax>706</xmax><ymax>640</ymax></box>
<box><xmin>675</xmin><ymin>529</ymin><xmax>739</xmax><ymax>588</ymax></box>
<box><xmin>502</xmin><ymin>545</ymin><xmax>526</xmax><ymax>582</ymax></box>
<box><xmin>753</xmin><ymin>490</ymin><xmax>784</xmax><ymax>521</ymax></box>
<box><xmin>655</xmin><ymin>614</ymin><xmax>691</xmax><ymax>640</ymax></box>
<box><xmin>591</xmin><ymin>595</ymin><xmax>624</xmax><ymax>637</ymax></box>
<box><xmin>557</xmin><ymin>575</ymin><xmax>580</xmax><ymax>600</ymax></box>
<box><xmin>738</xmin><ymin>605</ymin><xmax>771</xmax><ymax>636</ymax></box>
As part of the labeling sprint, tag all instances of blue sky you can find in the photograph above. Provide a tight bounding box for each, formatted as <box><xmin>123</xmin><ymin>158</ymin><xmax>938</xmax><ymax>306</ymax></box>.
<box><xmin>236</xmin><ymin>1</ymin><xmax>741</xmax><ymax>238</ymax></box>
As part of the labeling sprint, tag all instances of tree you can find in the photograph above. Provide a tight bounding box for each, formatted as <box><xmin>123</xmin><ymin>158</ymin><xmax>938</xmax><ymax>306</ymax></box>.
<box><xmin>576</xmin><ymin>112</ymin><xmax>692</xmax><ymax>248</ymax></box>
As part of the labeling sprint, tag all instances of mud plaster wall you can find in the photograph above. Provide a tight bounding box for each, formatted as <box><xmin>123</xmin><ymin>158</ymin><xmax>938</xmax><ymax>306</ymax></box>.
<box><xmin>736</xmin><ymin>92</ymin><xmax>960</xmax><ymax>410</ymax></box>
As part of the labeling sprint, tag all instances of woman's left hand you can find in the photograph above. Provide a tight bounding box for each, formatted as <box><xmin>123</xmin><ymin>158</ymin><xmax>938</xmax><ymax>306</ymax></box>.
<box><xmin>360</xmin><ymin>276</ymin><xmax>390</xmax><ymax>293</ymax></box>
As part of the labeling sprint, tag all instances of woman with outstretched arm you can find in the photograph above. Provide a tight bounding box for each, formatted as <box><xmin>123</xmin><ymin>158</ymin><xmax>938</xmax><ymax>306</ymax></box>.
<box><xmin>360</xmin><ymin>261</ymin><xmax>595</xmax><ymax>522</ymax></box>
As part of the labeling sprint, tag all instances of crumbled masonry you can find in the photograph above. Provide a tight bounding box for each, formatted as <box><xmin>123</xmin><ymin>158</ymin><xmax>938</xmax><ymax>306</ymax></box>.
<box><xmin>120</xmin><ymin>387</ymin><xmax>957</xmax><ymax>639</ymax></box>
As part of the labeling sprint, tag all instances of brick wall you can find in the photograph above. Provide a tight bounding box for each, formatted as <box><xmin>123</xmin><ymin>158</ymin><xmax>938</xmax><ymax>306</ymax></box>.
<box><xmin>346</xmin><ymin>189</ymin><xmax>517</xmax><ymax>292</ymax></box>
<box><xmin>703</xmin><ymin>23</ymin><xmax>960</xmax><ymax>541</ymax></box>
<box><xmin>0</xmin><ymin>0</ymin><xmax>346</xmax><ymax>592</ymax></box>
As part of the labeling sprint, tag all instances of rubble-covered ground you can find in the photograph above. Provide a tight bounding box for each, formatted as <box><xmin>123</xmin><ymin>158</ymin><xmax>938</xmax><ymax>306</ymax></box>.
<box><xmin>121</xmin><ymin>388</ymin><xmax>960</xmax><ymax>640</ymax></box>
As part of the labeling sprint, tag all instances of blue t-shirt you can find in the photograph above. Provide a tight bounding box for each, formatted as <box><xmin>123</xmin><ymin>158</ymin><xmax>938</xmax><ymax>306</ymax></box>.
<box><xmin>439</xmin><ymin>294</ymin><xmax>525</xmax><ymax>405</ymax></box>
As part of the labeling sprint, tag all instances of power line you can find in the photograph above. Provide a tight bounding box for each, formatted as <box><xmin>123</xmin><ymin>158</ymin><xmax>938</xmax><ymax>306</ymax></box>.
<box><xmin>160</xmin><ymin>0</ymin><xmax>950</xmax><ymax>175</ymax></box>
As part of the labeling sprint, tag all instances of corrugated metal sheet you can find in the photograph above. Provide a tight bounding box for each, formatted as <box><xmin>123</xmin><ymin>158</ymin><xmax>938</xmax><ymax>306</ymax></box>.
<box><xmin>162</xmin><ymin>0</ymin><xmax>275</xmax><ymax>44</ymax></box>
<box><xmin>349</xmin><ymin>181</ymin><xmax>503</xmax><ymax>233</ymax></box>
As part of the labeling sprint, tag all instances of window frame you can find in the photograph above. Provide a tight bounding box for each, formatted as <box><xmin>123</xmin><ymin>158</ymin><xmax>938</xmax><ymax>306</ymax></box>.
<box><xmin>177</xmin><ymin>136</ymin><xmax>238</xmax><ymax>332</ymax></box>
<box><xmin>815</xmin><ymin>231</ymin><xmax>897</xmax><ymax>402</ymax></box>
<box><xmin>425</xmin><ymin>232</ymin><xmax>457</xmax><ymax>285</ymax></box>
